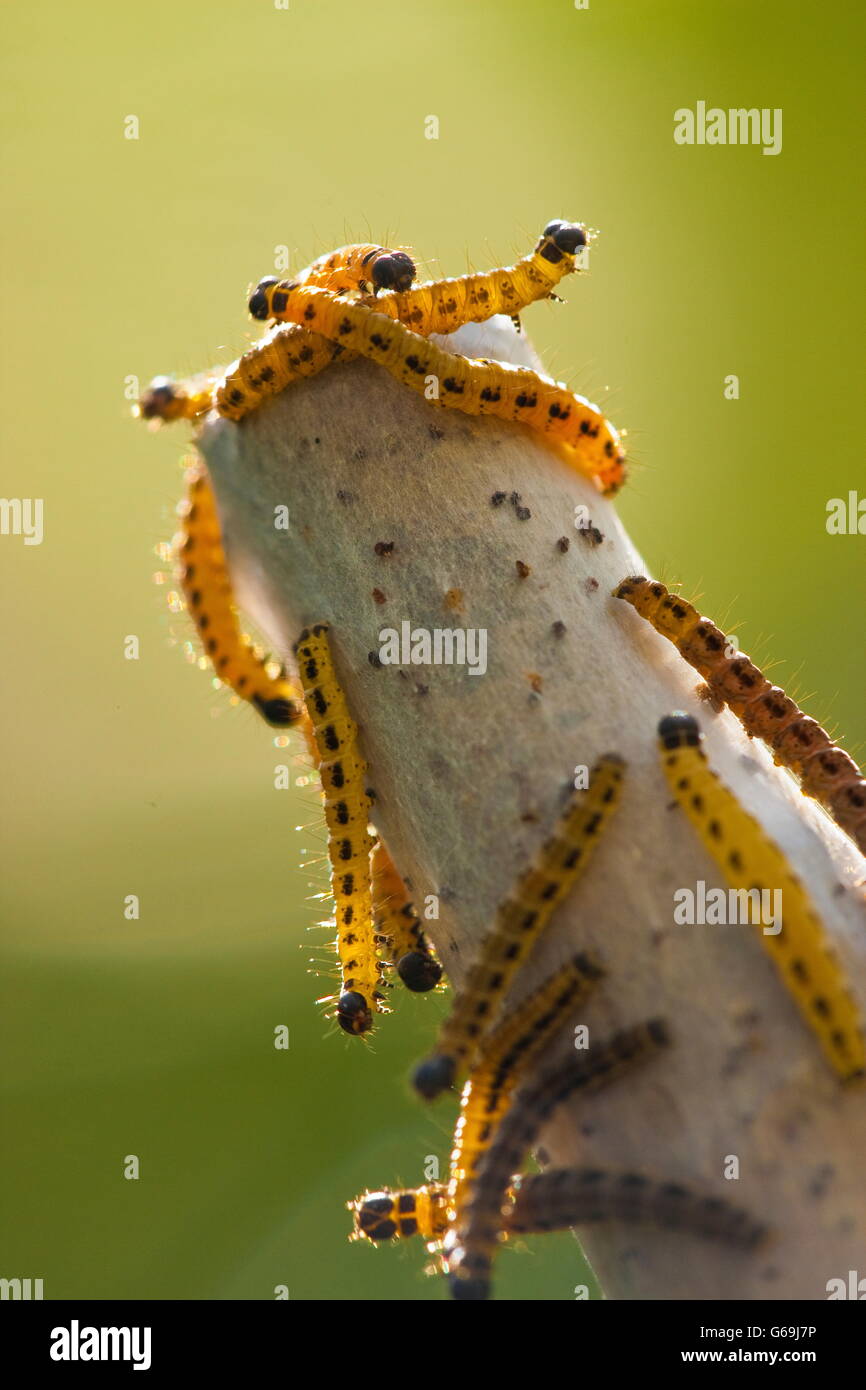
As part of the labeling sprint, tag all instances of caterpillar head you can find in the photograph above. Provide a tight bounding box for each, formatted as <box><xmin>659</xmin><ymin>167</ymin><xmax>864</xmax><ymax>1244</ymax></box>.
<box><xmin>541</xmin><ymin>219</ymin><xmax>588</xmax><ymax>256</ymax></box>
<box><xmin>337</xmin><ymin>990</ymin><xmax>374</xmax><ymax>1036</ymax></box>
<box><xmin>249</xmin><ymin>276</ymin><xmax>279</xmax><ymax>320</ymax></box>
<box><xmin>136</xmin><ymin>375</ymin><xmax>186</xmax><ymax>422</ymax></box>
<box><xmin>371</xmin><ymin>250</ymin><xmax>416</xmax><ymax>294</ymax></box>
<box><xmin>658</xmin><ymin>711</ymin><xmax>703</xmax><ymax>749</ymax></box>
<box><xmin>397</xmin><ymin>950</ymin><xmax>443</xmax><ymax>992</ymax></box>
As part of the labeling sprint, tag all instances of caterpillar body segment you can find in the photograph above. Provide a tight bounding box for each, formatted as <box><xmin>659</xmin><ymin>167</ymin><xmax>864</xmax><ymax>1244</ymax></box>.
<box><xmin>246</xmin><ymin>285</ymin><xmax>627</xmax><ymax>495</ymax></box>
<box><xmin>412</xmin><ymin>756</ymin><xmax>625</xmax><ymax>1101</ymax></box>
<box><xmin>294</xmin><ymin>623</ymin><xmax>382</xmax><ymax>1035</ymax></box>
<box><xmin>614</xmin><ymin>577</ymin><xmax>866</xmax><ymax>854</ymax></box>
<box><xmin>368</xmin><ymin>219</ymin><xmax>588</xmax><ymax>336</ymax></box>
<box><xmin>657</xmin><ymin>713</ymin><xmax>866</xmax><ymax>1082</ymax></box>
<box><xmin>350</xmin><ymin>1168</ymin><xmax>767</xmax><ymax>1250</ymax></box>
<box><xmin>176</xmin><ymin>464</ymin><xmax>302</xmax><ymax>726</ymax></box>
<box><xmin>444</xmin><ymin>1019</ymin><xmax>672</xmax><ymax>1300</ymax></box>
<box><xmin>215</xmin><ymin>329</ymin><xmax>345</xmax><ymax>422</ymax></box>
<box><xmin>448</xmin><ymin>954</ymin><xmax>605</xmax><ymax>1227</ymax></box>
<box><xmin>370</xmin><ymin>840</ymin><xmax>442</xmax><ymax>992</ymax></box>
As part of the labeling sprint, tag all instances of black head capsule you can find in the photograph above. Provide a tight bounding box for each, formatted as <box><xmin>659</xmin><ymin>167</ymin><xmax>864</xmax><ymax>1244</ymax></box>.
<box><xmin>355</xmin><ymin>1194</ymin><xmax>398</xmax><ymax>1241</ymax></box>
<box><xmin>658</xmin><ymin>712</ymin><xmax>702</xmax><ymax>750</ymax></box>
<box><xmin>138</xmin><ymin>376</ymin><xmax>178</xmax><ymax>419</ymax></box>
<box><xmin>337</xmin><ymin>990</ymin><xmax>374</xmax><ymax>1036</ymax></box>
<box><xmin>542</xmin><ymin>219</ymin><xmax>588</xmax><ymax>255</ymax></box>
<box><xmin>412</xmin><ymin>1053</ymin><xmax>456</xmax><ymax>1100</ymax></box>
<box><xmin>397</xmin><ymin>950</ymin><xmax>443</xmax><ymax>993</ymax></box>
<box><xmin>252</xmin><ymin>692</ymin><xmax>302</xmax><ymax>727</ymax></box>
<box><xmin>372</xmin><ymin>251</ymin><xmax>416</xmax><ymax>293</ymax></box>
<box><xmin>249</xmin><ymin>276</ymin><xmax>279</xmax><ymax>320</ymax></box>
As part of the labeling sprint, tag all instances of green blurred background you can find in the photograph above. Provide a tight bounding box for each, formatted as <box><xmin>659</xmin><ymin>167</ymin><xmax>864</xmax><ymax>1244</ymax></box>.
<box><xmin>1</xmin><ymin>0</ymin><xmax>863</xmax><ymax>1300</ymax></box>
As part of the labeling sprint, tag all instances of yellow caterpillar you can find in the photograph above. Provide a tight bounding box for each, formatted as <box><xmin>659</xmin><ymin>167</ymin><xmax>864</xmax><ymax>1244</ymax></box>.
<box><xmin>136</xmin><ymin>372</ymin><xmax>218</xmax><ymax>424</ymax></box>
<box><xmin>615</xmin><ymin>577</ymin><xmax>866</xmax><ymax>855</ymax></box>
<box><xmin>251</xmin><ymin>220</ymin><xmax>588</xmax><ymax>336</ymax></box>
<box><xmin>138</xmin><ymin>243</ymin><xmax>417</xmax><ymax>426</ymax></box>
<box><xmin>370</xmin><ymin>840</ymin><xmax>442</xmax><ymax>992</ymax></box>
<box><xmin>174</xmin><ymin>463</ymin><xmax>302</xmax><ymax>725</ymax></box>
<box><xmin>448</xmin><ymin>954</ymin><xmax>605</xmax><ymax>1235</ymax></box>
<box><xmin>229</xmin><ymin>221</ymin><xmax>588</xmax><ymax>424</ymax></box>
<box><xmin>294</xmin><ymin>623</ymin><xmax>383</xmax><ymax>1035</ymax></box>
<box><xmin>444</xmin><ymin>1020</ymin><xmax>671</xmax><ymax>1300</ymax></box>
<box><xmin>245</xmin><ymin>284</ymin><xmax>627</xmax><ymax>495</ymax></box>
<box><xmin>376</xmin><ymin>219</ymin><xmax>587</xmax><ymax>334</ymax></box>
<box><xmin>412</xmin><ymin>755</ymin><xmax>625</xmax><ymax>1101</ymax></box>
<box><xmin>657</xmin><ymin>712</ymin><xmax>865</xmax><ymax>1082</ymax></box>
<box><xmin>350</xmin><ymin>1169</ymin><xmax>766</xmax><ymax>1250</ymax></box>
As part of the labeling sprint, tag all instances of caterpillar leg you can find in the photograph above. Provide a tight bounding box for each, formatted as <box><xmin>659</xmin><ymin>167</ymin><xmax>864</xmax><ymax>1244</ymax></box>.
<box><xmin>175</xmin><ymin>462</ymin><xmax>302</xmax><ymax>726</ymax></box>
<box><xmin>371</xmin><ymin>839</ymin><xmax>442</xmax><ymax>991</ymax></box>
<box><xmin>444</xmin><ymin>1019</ymin><xmax>671</xmax><ymax>1300</ymax></box>
<box><xmin>246</xmin><ymin>284</ymin><xmax>627</xmax><ymax>495</ymax></box>
<box><xmin>614</xmin><ymin>576</ymin><xmax>866</xmax><ymax>856</ymax></box>
<box><xmin>350</xmin><ymin>1168</ymin><xmax>767</xmax><ymax>1251</ymax></box>
<box><xmin>294</xmin><ymin>623</ymin><xmax>383</xmax><ymax>1036</ymax></box>
<box><xmin>412</xmin><ymin>755</ymin><xmax>625</xmax><ymax>1101</ymax></box>
<box><xmin>657</xmin><ymin>712</ymin><xmax>865</xmax><ymax>1082</ymax></box>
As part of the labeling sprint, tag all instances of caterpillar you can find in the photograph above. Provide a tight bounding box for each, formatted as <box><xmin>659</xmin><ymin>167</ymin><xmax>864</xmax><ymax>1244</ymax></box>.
<box><xmin>174</xmin><ymin>463</ymin><xmax>302</xmax><ymax>726</ymax></box>
<box><xmin>294</xmin><ymin>623</ymin><xmax>383</xmax><ymax>1035</ymax></box>
<box><xmin>444</xmin><ymin>1019</ymin><xmax>672</xmax><ymax>1300</ymax></box>
<box><xmin>614</xmin><ymin>577</ymin><xmax>866</xmax><ymax>855</ymax></box>
<box><xmin>657</xmin><ymin>712</ymin><xmax>865</xmax><ymax>1082</ymax></box>
<box><xmin>412</xmin><ymin>755</ymin><xmax>625</xmax><ymax>1101</ymax></box>
<box><xmin>350</xmin><ymin>1168</ymin><xmax>766</xmax><ymax>1251</ymax></box>
<box><xmin>139</xmin><ymin>243</ymin><xmax>418</xmax><ymax>426</ymax></box>
<box><xmin>218</xmin><ymin>243</ymin><xmax>419</xmax><ymax>421</ymax></box>
<box><xmin>370</xmin><ymin>839</ymin><xmax>442</xmax><ymax>992</ymax></box>
<box><xmin>448</xmin><ymin>953</ymin><xmax>606</xmax><ymax>1234</ymax></box>
<box><xmin>303</xmin><ymin>220</ymin><xmax>586</xmax><ymax>339</ymax></box>
<box><xmin>229</xmin><ymin>222</ymin><xmax>586</xmax><ymax>425</ymax></box>
<box><xmin>136</xmin><ymin>372</ymin><xmax>218</xmax><ymax>424</ymax></box>
<box><xmin>246</xmin><ymin>285</ymin><xmax>627</xmax><ymax>495</ymax></box>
